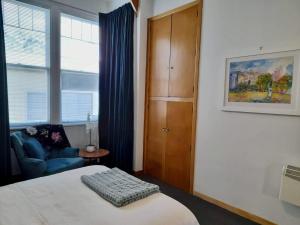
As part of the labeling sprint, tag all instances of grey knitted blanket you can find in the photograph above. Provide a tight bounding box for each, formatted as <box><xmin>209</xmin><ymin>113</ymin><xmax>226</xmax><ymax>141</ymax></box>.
<box><xmin>81</xmin><ymin>168</ymin><xmax>160</xmax><ymax>207</ymax></box>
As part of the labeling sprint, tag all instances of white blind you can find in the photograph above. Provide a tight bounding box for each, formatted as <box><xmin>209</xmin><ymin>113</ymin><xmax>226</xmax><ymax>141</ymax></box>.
<box><xmin>27</xmin><ymin>92</ymin><xmax>47</xmax><ymax>121</ymax></box>
<box><xmin>62</xmin><ymin>92</ymin><xmax>93</xmax><ymax>122</ymax></box>
<box><xmin>2</xmin><ymin>0</ymin><xmax>50</xmax><ymax>124</ymax></box>
<box><xmin>61</xmin><ymin>14</ymin><xmax>99</xmax><ymax>122</ymax></box>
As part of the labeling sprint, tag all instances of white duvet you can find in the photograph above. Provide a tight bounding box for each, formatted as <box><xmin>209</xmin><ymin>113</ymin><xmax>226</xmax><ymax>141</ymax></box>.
<box><xmin>0</xmin><ymin>166</ymin><xmax>199</xmax><ymax>225</ymax></box>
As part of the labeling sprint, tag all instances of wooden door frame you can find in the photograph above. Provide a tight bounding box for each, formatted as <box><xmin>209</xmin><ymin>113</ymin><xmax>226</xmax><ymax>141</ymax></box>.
<box><xmin>143</xmin><ymin>0</ymin><xmax>203</xmax><ymax>193</ymax></box>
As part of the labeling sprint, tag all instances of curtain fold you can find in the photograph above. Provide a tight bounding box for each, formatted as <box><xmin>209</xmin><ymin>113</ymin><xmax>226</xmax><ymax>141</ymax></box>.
<box><xmin>98</xmin><ymin>4</ymin><xmax>134</xmax><ymax>172</ymax></box>
<box><xmin>0</xmin><ymin>0</ymin><xmax>11</xmax><ymax>185</ymax></box>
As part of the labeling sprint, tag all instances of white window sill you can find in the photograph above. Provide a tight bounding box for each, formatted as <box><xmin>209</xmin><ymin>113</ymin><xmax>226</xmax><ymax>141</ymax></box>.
<box><xmin>10</xmin><ymin>121</ymin><xmax>98</xmax><ymax>131</ymax></box>
<box><xmin>63</xmin><ymin>121</ymin><xmax>98</xmax><ymax>127</ymax></box>
<box><xmin>10</xmin><ymin>122</ymin><xmax>48</xmax><ymax>131</ymax></box>
<box><xmin>63</xmin><ymin>122</ymin><xmax>87</xmax><ymax>127</ymax></box>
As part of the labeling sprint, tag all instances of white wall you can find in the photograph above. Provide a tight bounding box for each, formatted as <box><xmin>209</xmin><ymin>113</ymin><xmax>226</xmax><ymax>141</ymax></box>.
<box><xmin>52</xmin><ymin>0</ymin><xmax>110</xmax><ymax>13</ymax></box>
<box><xmin>193</xmin><ymin>0</ymin><xmax>300</xmax><ymax>225</ymax></box>
<box><xmin>153</xmin><ymin>0</ymin><xmax>195</xmax><ymax>16</ymax></box>
<box><xmin>110</xmin><ymin>0</ymin><xmax>129</xmax><ymax>10</ymax></box>
<box><xmin>152</xmin><ymin>0</ymin><xmax>300</xmax><ymax>224</ymax></box>
<box><xmin>64</xmin><ymin>124</ymin><xmax>98</xmax><ymax>149</ymax></box>
<box><xmin>133</xmin><ymin>0</ymin><xmax>153</xmax><ymax>171</ymax></box>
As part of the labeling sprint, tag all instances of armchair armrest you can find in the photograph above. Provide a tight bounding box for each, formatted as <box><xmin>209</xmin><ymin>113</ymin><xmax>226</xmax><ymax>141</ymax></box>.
<box><xmin>61</xmin><ymin>147</ymin><xmax>80</xmax><ymax>157</ymax></box>
<box><xmin>48</xmin><ymin>147</ymin><xmax>80</xmax><ymax>159</ymax></box>
<box><xmin>21</xmin><ymin>158</ymin><xmax>47</xmax><ymax>179</ymax></box>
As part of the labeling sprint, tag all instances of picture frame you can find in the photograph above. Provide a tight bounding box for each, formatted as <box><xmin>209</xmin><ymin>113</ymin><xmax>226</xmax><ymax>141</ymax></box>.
<box><xmin>222</xmin><ymin>50</ymin><xmax>300</xmax><ymax>115</ymax></box>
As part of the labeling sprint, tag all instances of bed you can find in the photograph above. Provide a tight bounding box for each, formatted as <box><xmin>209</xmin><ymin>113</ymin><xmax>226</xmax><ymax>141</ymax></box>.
<box><xmin>0</xmin><ymin>166</ymin><xmax>199</xmax><ymax>225</ymax></box>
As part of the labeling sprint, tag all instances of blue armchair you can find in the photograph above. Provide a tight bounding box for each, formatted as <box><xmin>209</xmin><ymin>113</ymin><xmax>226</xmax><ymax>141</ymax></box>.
<box><xmin>11</xmin><ymin>127</ymin><xmax>84</xmax><ymax>180</ymax></box>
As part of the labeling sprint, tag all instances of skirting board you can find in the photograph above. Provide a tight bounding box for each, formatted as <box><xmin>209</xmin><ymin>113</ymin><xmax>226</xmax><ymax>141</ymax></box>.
<box><xmin>194</xmin><ymin>192</ymin><xmax>277</xmax><ymax>225</ymax></box>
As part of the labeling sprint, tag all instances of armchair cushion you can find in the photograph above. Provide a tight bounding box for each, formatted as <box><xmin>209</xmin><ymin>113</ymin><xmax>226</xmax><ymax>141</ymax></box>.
<box><xmin>22</xmin><ymin>158</ymin><xmax>47</xmax><ymax>179</ymax></box>
<box><xmin>48</xmin><ymin>147</ymin><xmax>79</xmax><ymax>159</ymax></box>
<box><xmin>23</xmin><ymin>138</ymin><xmax>48</xmax><ymax>160</ymax></box>
<box><xmin>46</xmin><ymin>158</ymin><xmax>84</xmax><ymax>175</ymax></box>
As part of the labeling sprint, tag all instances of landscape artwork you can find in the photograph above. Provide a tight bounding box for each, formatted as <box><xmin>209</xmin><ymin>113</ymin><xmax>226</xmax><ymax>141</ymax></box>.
<box><xmin>228</xmin><ymin>56</ymin><xmax>293</xmax><ymax>104</ymax></box>
<box><xmin>223</xmin><ymin>50</ymin><xmax>300</xmax><ymax>115</ymax></box>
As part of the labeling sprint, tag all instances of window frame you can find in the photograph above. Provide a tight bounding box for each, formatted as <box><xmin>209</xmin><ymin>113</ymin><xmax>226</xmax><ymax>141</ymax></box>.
<box><xmin>4</xmin><ymin>0</ymin><xmax>99</xmax><ymax>128</ymax></box>
<box><xmin>3</xmin><ymin>0</ymin><xmax>51</xmax><ymax>127</ymax></box>
<box><xmin>59</xmin><ymin>13</ymin><xmax>99</xmax><ymax>124</ymax></box>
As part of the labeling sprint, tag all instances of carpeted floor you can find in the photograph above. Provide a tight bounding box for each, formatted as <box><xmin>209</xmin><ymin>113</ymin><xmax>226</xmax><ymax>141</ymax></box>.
<box><xmin>138</xmin><ymin>175</ymin><xmax>260</xmax><ymax>225</ymax></box>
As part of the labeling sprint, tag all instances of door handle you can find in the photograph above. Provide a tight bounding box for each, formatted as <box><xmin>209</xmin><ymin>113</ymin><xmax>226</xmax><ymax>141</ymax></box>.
<box><xmin>161</xmin><ymin>128</ymin><xmax>170</xmax><ymax>133</ymax></box>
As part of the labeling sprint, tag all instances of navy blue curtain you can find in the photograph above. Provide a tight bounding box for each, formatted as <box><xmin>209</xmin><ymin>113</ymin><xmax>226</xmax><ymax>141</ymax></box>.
<box><xmin>0</xmin><ymin>0</ymin><xmax>11</xmax><ymax>185</ymax></box>
<box><xmin>99</xmin><ymin>4</ymin><xmax>134</xmax><ymax>172</ymax></box>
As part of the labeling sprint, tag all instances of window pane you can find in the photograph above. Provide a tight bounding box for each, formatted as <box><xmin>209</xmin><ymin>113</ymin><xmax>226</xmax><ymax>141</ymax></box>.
<box><xmin>82</xmin><ymin>22</ymin><xmax>91</xmax><ymax>42</ymax></box>
<box><xmin>19</xmin><ymin>6</ymin><xmax>32</xmax><ymax>30</ymax></box>
<box><xmin>61</xmin><ymin>14</ymin><xmax>99</xmax><ymax>73</ymax></box>
<box><xmin>91</xmin><ymin>24</ymin><xmax>99</xmax><ymax>43</ymax></box>
<box><xmin>61</xmin><ymin>71</ymin><xmax>99</xmax><ymax>122</ymax></box>
<box><xmin>71</xmin><ymin>19</ymin><xmax>81</xmax><ymax>39</ymax></box>
<box><xmin>60</xmin><ymin>14</ymin><xmax>99</xmax><ymax>122</ymax></box>
<box><xmin>61</xmin><ymin>16</ymin><xmax>71</xmax><ymax>37</ymax></box>
<box><xmin>33</xmin><ymin>10</ymin><xmax>46</xmax><ymax>32</ymax></box>
<box><xmin>62</xmin><ymin>92</ymin><xmax>94</xmax><ymax>122</ymax></box>
<box><xmin>61</xmin><ymin>71</ymin><xmax>98</xmax><ymax>92</ymax></box>
<box><xmin>5</xmin><ymin>26</ymin><xmax>47</xmax><ymax>66</ymax></box>
<box><xmin>3</xmin><ymin>1</ymin><xmax>49</xmax><ymax>67</ymax></box>
<box><xmin>3</xmin><ymin>1</ymin><xmax>18</xmax><ymax>26</ymax></box>
<box><xmin>27</xmin><ymin>92</ymin><xmax>47</xmax><ymax>121</ymax></box>
<box><xmin>61</xmin><ymin>37</ymin><xmax>99</xmax><ymax>72</ymax></box>
<box><xmin>2</xmin><ymin>0</ymin><xmax>50</xmax><ymax>125</ymax></box>
<box><xmin>7</xmin><ymin>66</ymin><xmax>49</xmax><ymax>124</ymax></box>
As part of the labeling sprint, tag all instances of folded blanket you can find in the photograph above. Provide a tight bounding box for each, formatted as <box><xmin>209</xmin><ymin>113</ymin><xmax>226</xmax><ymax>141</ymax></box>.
<box><xmin>81</xmin><ymin>168</ymin><xmax>160</xmax><ymax>207</ymax></box>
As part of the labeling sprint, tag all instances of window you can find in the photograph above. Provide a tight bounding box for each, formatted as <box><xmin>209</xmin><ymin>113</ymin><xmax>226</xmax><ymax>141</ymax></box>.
<box><xmin>1</xmin><ymin>0</ymin><xmax>99</xmax><ymax>126</ymax></box>
<box><xmin>3</xmin><ymin>0</ymin><xmax>50</xmax><ymax>125</ymax></box>
<box><xmin>60</xmin><ymin>14</ymin><xmax>99</xmax><ymax>122</ymax></box>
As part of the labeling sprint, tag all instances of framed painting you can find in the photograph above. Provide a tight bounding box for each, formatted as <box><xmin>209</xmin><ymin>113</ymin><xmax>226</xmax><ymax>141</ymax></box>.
<box><xmin>223</xmin><ymin>50</ymin><xmax>300</xmax><ymax>115</ymax></box>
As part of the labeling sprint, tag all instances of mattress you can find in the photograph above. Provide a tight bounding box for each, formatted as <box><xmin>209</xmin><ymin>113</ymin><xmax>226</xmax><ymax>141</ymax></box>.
<box><xmin>0</xmin><ymin>166</ymin><xmax>199</xmax><ymax>225</ymax></box>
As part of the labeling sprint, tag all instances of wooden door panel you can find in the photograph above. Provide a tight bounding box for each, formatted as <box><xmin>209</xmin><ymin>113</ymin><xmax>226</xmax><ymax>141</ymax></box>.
<box><xmin>145</xmin><ymin>100</ymin><xmax>167</xmax><ymax>179</ymax></box>
<box><xmin>149</xmin><ymin>16</ymin><xmax>171</xmax><ymax>97</ymax></box>
<box><xmin>165</xmin><ymin>102</ymin><xmax>193</xmax><ymax>191</ymax></box>
<box><xmin>169</xmin><ymin>6</ymin><xmax>198</xmax><ymax>98</ymax></box>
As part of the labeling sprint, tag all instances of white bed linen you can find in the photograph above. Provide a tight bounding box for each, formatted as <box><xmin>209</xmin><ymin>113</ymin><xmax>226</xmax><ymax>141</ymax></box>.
<box><xmin>0</xmin><ymin>166</ymin><xmax>199</xmax><ymax>225</ymax></box>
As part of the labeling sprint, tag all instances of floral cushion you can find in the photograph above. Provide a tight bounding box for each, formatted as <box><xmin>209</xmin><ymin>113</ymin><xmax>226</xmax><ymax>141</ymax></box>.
<box><xmin>26</xmin><ymin>124</ymin><xmax>71</xmax><ymax>150</ymax></box>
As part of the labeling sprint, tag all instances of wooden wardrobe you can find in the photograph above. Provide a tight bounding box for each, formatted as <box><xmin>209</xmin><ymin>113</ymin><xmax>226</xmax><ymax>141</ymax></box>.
<box><xmin>144</xmin><ymin>2</ymin><xmax>202</xmax><ymax>192</ymax></box>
